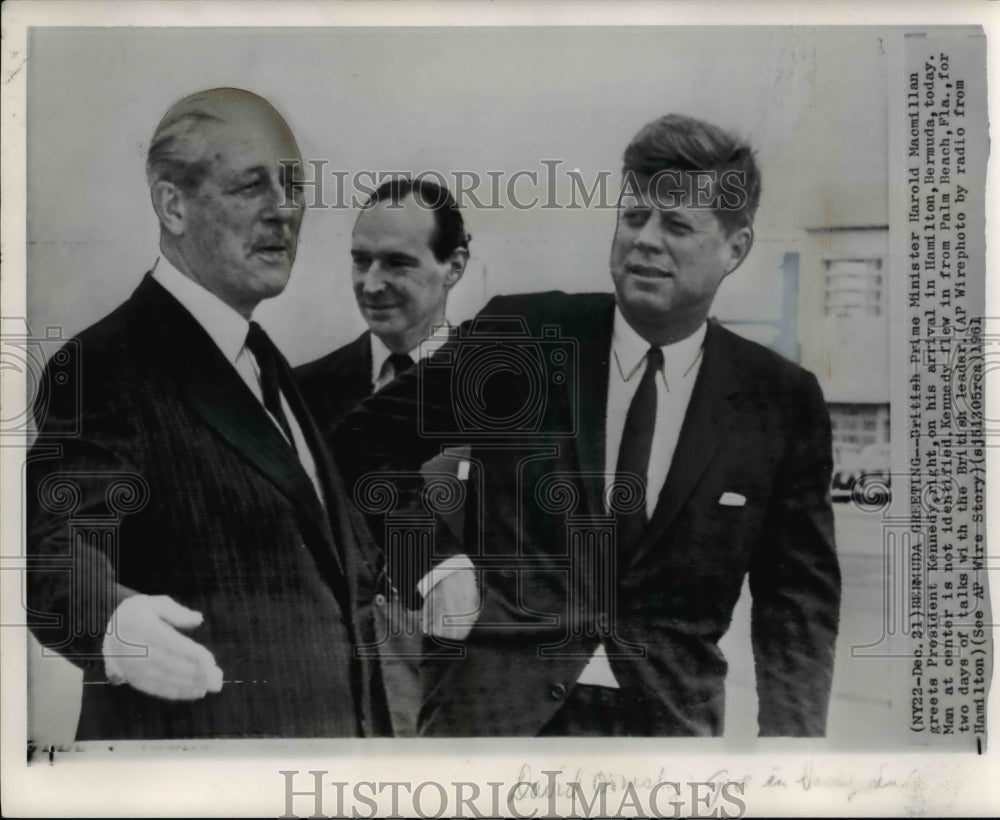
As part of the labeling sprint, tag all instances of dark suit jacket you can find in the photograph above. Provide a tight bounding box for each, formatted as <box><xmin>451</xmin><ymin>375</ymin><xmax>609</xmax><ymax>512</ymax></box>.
<box><xmin>27</xmin><ymin>275</ymin><xmax>391</xmax><ymax>739</ymax></box>
<box><xmin>296</xmin><ymin>330</ymin><xmax>469</xmax><ymax>542</ymax></box>
<box><xmin>335</xmin><ymin>291</ymin><xmax>841</xmax><ymax>737</ymax></box>
<box><xmin>296</xmin><ymin>331</ymin><xmax>373</xmax><ymax>438</ymax></box>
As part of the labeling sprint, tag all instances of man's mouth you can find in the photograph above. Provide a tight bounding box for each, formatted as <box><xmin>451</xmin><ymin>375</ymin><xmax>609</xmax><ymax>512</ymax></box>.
<box><xmin>626</xmin><ymin>263</ymin><xmax>673</xmax><ymax>279</ymax></box>
<box><xmin>253</xmin><ymin>241</ymin><xmax>291</xmax><ymax>261</ymax></box>
<box><xmin>362</xmin><ymin>302</ymin><xmax>402</xmax><ymax>312</ymax></box>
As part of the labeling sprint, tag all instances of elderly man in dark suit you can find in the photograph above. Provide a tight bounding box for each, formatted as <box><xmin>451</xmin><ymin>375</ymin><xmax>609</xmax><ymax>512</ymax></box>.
<box><xmin>26</xmin><ymin>88</ymin><xmax>391</xmax><ymax>739</ymax></box>
<box><xmin>296</xmin><ymin>177</ymin><xmax>469</xmax><ymax>736</ymax></box>
<box><xmin>337</xmin><ymin>113</ymin><xmax>841</xmax><ymax>737</ymax></box>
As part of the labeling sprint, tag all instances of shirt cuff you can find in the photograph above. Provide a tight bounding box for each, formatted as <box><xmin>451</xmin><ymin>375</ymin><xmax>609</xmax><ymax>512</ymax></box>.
<box><xmin>416</xmin><ymin>554</ymin><xmax>475</xmax><ymax>599</ymax></box>
<box><xmin>577</xmin><ymin>643</ymin><xmax>621</xmax><ymax>688</ymax></box>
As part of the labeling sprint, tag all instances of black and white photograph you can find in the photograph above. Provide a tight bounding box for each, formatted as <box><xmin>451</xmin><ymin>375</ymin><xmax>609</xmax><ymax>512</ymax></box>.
<box><xmin>1</xmin><ymin>1</ymin><xmax>996</xmax><ymax>816</ymax></box>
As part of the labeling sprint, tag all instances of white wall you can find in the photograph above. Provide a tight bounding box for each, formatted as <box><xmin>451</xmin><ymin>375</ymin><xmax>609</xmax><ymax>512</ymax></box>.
<box><xmin>799</xmin><ymin>227</ymin><xmax>891</xmax><ymax>402</ymax></box>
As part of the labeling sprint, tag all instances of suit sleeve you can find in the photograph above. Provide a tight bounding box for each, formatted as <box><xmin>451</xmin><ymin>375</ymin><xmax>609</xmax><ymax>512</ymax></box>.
<box><xmin>748</xmin><ymin>371</ymin><xmax>841</xmax><ymax>736</ymax></box>
<box><xmin>331</xmin><ymin>335</ymin><xmax>469</xmax><ymax>603</ymax></box>
<box><xmin>26</xmin><ymin>345</ymin><xmax>140</xmax><ymax>668</ymax></box>
<box><xmin>332</xmin><ymin>345</ymin><xmax>461</xmax><ymax>488</ymax></box>
<box><xmin>331</xmin><ymin>296</ymin><xmax>543</xmax><ymax>600</ymax></box>
<box><xmin>331</xmin><ymin>295</ymin><xmax>517</xmax><ymax>488</ymax></box>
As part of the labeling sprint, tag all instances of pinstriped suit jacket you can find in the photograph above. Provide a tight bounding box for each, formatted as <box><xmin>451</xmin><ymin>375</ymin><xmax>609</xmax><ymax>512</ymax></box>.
<box><xmin>27</xmin><ymin>275</ymin><xmax>391</xmax><ymax>739</ymax></box>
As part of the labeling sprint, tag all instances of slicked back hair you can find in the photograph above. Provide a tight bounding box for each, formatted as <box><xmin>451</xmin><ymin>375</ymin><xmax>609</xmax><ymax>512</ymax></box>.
<box><xmin>359</xmin><ymin>178</ymin><xmax>470</xmax><ymax>263</ymax></box>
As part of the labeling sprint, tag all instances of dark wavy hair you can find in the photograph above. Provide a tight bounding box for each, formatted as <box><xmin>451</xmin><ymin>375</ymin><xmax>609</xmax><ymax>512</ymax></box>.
<box><xmin>622</xmin><ymin>113</ymin><xmax>761</xmax><ymax>232</ymax></box>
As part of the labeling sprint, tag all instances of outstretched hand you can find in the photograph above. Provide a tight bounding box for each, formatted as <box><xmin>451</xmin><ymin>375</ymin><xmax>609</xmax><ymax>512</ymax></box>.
<box><xmin>104</xmin><ymin>595</ymin><xmax>223</xmax><ymax>700</ymax></box>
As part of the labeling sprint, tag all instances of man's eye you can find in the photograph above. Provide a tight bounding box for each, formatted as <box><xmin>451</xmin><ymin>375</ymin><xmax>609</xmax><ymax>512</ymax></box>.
<box><xmin>664</xmin><ymin>220</ymin><xmax>693</xmax><ymax>235</ymax></box>
<box><xmin>621</xmin><ymin>209</ymin><xmax>650</xmax><ymax>227</ymax></box>
<box><xmin>238</xmin><ymin>180</ymin><xmax>263</xmax><ymax>195</ymax></box>
<box><xmin>351</xmin><ymin>255</ymin><xmax>371</xmax><ymax>269</ymax></box>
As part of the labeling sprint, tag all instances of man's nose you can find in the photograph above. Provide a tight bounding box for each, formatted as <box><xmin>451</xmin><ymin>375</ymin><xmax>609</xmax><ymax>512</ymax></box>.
<box><xmin>359</xmin><ymin>266</ymin><xmax>388</xmax><ymax>293</ymax></box>
<box><xmin>263</xmin><ymin>175</ymin><xmax>300</xmax><ymax>222</ymax></box>
<box><xmin>634</xmin><ymin>218</ymin><xmax>665</xmax><ymax>253</ymax></box>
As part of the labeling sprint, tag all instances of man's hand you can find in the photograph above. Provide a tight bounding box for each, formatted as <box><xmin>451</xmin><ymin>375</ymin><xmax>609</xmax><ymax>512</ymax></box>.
<box><xmin>104</xmin><ymin>595</ymin><xmax>224</xmax><ymax>700</ymax></box>
<box><xmin>420</xmin><ymin>568</ymin><xmax>481</xmax><ymax>641</ymax></box>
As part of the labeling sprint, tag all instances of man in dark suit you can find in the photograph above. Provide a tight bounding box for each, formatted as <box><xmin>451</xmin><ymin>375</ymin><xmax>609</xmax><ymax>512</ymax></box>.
<box><xmin>26</xmin><ymin>88</ymin><xmax>391</xmax><ymax>739</ymax></box>
<box><xmin>296</xmin><ymin>178</ymin><xmax>469</xmax><ymax>736</ymax></box>
<box><xmin>337</xmin><ymin>113</ymin><xmax>841</xmax><ymax>737</ymax></box>
<box><xmin>297</xmin><ymin>178</ymin><xmax>468</xmax><ymax>433</ymax></box>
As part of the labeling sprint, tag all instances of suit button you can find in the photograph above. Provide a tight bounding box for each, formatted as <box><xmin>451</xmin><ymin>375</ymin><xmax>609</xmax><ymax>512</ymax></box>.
<box><xmin>374</xmin><ymin>594</ymin><xmax>387</xmax><ymax>607</ymax></box>
<box><xmin>549</xmin><ymin>682</ymin><xmax>567</xmax><ymax>700</ymax></box>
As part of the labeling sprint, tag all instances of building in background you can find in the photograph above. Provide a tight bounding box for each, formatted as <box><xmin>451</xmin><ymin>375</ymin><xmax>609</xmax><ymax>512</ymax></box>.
<box><xmin>718</xmin><ymin>225</ymin><xmax>890</xmax><ymax>476</ymax></box>
<box><xmin>799</xmin><ymin>226</ymin><xmax>891</xmax><ymax>470</ymax></box>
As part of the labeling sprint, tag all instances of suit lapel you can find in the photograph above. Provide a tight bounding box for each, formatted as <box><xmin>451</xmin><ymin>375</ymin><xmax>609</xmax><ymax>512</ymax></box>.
<box><xmin>183</xmin><ymin>374</ymin><xmax>330</xmax><ymax>527</ymax></box>
<box><xmin>568</xmin><ymin>297</ymin><xmax>616</xmax><ymax>517</ymax></box>
<box><xmin>297</xmin><ymin>331</ymin><xmax>374</xmax><ymax>436</ymax></box>
<box><xmin>629</xmin><ymin>321</ymin><xmax>744</xmax><ymax>563</ymax></box>
<box><xmin>279</xmin><ymin>363</ymin><xmax>366</xmax><ymax>580</ymax></box>
<box><xmin>132</xmin><ymin>276</ymin><xmax>337</xmax><ymax>552</ymax></box>
<box><xmin>344</xmin><ymin>331</ymin><xmax>375</xmax><ymax>404</ymax></box>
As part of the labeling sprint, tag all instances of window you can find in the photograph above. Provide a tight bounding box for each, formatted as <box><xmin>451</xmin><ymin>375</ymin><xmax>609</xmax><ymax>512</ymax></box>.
<box><xmin>823</xmin><ymin>258</ymin><xmax>884</xmax><ymax>318</ymax></box>
<box><xmin>828</xmin><ymin>403</ymin><xmax>890</xmax><ymax>451</ymax></box>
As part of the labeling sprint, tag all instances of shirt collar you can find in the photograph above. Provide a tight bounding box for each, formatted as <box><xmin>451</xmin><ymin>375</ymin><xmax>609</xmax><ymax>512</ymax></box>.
<box><xmin>152</xmin><ymin>256</ymin><xmax>252</xmax><ymax>366</ymax></box>
<box><xmin>611</xmin><ymin>306</ymin><xmax>706</xmax><ymax>385</ymax></box>
<box><xmin>370</xmin><ymin>321</ymin><xmax>452</xmax><ymax>383</ymax></box>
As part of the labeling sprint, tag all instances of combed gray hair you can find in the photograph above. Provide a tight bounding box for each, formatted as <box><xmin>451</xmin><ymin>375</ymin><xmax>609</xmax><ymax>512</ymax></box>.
<box><xmin>145</xmin><ymin>88</ymin><xmax>286</xmax><ymax>190</ymax></box>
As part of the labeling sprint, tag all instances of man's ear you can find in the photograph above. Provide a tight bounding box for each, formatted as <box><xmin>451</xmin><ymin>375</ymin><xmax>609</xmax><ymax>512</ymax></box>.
<box><xmin>724</xmin><ymin>225</ymin><xmax>753</xmax><ymax>276</ymax></box>
<box><xmin>150</xmin><ymin>180</ymin><xmax>187</xmax><ymax>237</ymax></box>
<box><xmin>443</xmin><ymin>247</ymin><xmax>469</xmax><ymax>288</ymax></box>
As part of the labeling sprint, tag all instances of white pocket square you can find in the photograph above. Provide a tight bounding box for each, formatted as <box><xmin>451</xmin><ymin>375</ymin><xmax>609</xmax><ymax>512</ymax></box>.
<box><xmin>718</xmin><ymin>492</ymin><xmax>747</xmax><ymax>507</ymax></box>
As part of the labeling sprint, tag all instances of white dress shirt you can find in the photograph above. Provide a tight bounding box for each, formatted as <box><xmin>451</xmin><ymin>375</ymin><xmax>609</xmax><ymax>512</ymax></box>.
<box><xmin>152</xmin><ymin>257</ymin><xmax>324</xmax><ymax>501</ymax></box>
<box><xmin>579</xmin><ymin>308</ymin><xmax>706</xmax><ymax>687</ymax></box>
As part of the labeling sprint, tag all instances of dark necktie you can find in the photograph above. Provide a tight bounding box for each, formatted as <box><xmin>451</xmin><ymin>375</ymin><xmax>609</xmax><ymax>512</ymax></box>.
<box><xmin>614</xmin><ymin>346</ymin><xmax>664</xmax><ymax>550</ymax></box>
<box><xmin>245</xmin><ymin>321</ymin><xmax>297</xmax><ymax>453</ymax></box>
<box><xmin>388</xmin><ymin>352</ymin><xmax>415</xmax><ymax>379</ymax></box>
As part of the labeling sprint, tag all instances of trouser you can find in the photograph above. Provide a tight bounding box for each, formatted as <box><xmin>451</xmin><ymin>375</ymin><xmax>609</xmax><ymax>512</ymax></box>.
<box><xmin>538</xmin><ymin>683</ymin><xmax>630</xmax><ymax>736</ymax></box>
